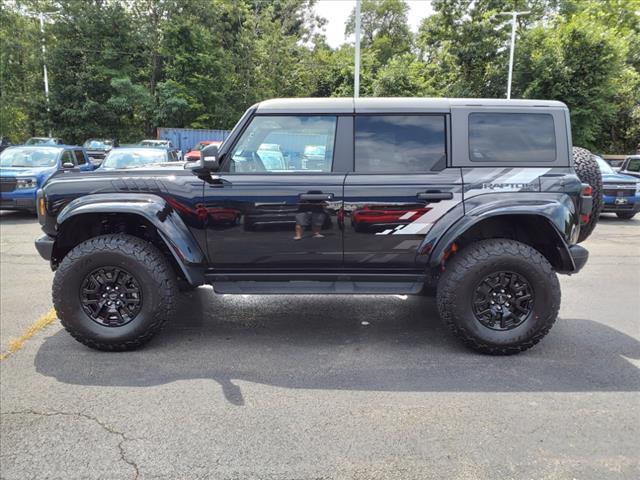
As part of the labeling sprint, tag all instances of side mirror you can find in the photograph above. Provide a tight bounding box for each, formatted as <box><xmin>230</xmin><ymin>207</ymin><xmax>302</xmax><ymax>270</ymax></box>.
<box><xmin>188</xmin><ymin>144</ymin><xmax>220</xmax><ymax>175</ymax></box>
<box><xmin>62</xmin><ymin>162</ymin><xmax>75</xmax><ymax>169</ymax></box>
<box><xmin>201</xmin><ymin>144</ymin><xmax>219</xmax><ymax>169</ymax></box>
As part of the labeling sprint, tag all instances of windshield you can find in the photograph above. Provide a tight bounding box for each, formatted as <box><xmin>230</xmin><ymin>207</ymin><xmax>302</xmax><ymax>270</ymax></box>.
<box><xmin>25</xmin><ymin>138</ymin><xmax>56</xmax><ymax>145</ymax></box>
<box><xmin>101</xmin><ymin>149</ymin><xmax>167</xmax><ymax>170</ymax></box>
<box><xmin>595</xmin><ymin>156</ymin><xmax>614</xmax><ymax>174</ymax></box>
<box><xmin>84</xmin><ymin>139</ymin><xmax>112</xmax><ymax>149</ymax></box>
<box><xmin>0</xmin><ymin>147</ymin><xmax>59</xmax><ymax>167</ymax></box>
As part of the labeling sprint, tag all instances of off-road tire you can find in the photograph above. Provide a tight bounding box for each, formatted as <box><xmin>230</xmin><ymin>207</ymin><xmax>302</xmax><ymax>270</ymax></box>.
<box><xmin>573</xmin><ymin>146</ymin><xmax>602</xmax><ymax>243</ymax></box>
<box><xmin>616</xmin><ymin>212</ymin><xmax>636</xmax><ymax>220</ymax></box>
<box><xmin>53</xmin><ymin>234</ymin><xmax>178</xmax><ymax>351</ymax></box>
<box><xmin>437</xmin><ymin>239</ymin><xmax>560</xmax><ymax>355</ymax></box>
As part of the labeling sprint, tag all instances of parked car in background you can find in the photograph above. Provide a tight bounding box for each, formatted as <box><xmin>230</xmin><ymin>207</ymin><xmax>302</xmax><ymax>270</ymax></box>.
<box><xmin>185</xmin><ymin>141</ymin><xmax>222</xmax><ymax>162</ymax></box>
<box><xmin>618</xmin><ymin>155</ymin><xmax>640</xmax><ymax>180</ymax></box>
<box><xmin>139</xmin><ymin>139</ymin><xmax>182</xmax><ymax>160</ymax></box>
<box><xmin>595</xmin><ymin>155</ymin><xmax>640</xmax><ymax>219</ymax></box>
<box><xmin>83</xmin><ymin>138</ymin><xmax>118</xmax><ymax>166</ymax></box>
<box><xmin>257</xmin><ymin>143</ymin><xmax>287</xmax><ymax>170</ymax></box>
<box><xmin>0</xmin><ymin>137</ymin><xmax>11</xmax><ymax>153</ymax></box>
<box><xmin>0</xmin><ymin>145</ymin><xmax>93</xmax><ymax>213</ymax></box>
<box><xmin>99</xmin><ymin>147</ymin><xmax>178</xmax><ymax>171</ymax></box>
<box><xmin>25</xmin><ymin>137</ymin><xmax>66</xmax><ymax>146</ymax></box>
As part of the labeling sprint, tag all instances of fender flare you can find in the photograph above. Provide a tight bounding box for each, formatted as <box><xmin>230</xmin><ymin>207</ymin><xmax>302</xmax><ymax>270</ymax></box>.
<box><xmin>56</xmin><ymin>193</ymin><xmax>206</xmax><ymax>285</ymax></box>
<box><xmin>426</xmin><ymin>194</ymin><xmax>578</xmax><ymax>273</ymax></box>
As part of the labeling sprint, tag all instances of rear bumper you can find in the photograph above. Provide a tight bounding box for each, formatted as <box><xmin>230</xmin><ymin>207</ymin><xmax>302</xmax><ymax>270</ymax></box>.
<box><xmin>35</xmin><ymin>234</ymin><xmax>55</xmax><ymax>261</ymax></box>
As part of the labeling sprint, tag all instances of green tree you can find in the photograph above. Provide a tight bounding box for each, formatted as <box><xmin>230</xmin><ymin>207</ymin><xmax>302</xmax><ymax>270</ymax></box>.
<box><xmin>345</xmin><ymin>0</ymin><xmax>412</xmax><ymax>64</ymax></box>
<box><xmin>0</xmin><ymin>5</ymin><xmax>49</xmax><ymax>141</ymax></box>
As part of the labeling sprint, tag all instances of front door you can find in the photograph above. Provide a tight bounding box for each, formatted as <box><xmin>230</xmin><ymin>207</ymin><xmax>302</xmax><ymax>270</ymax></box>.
<box><xmin>203</xmin><ymin>114</ymin><xmax>346</xmax><ymax>270</ymax></box>
<box><xmin>343</xmin><ymin>114</ymin><xmax>463</xmax><ymax>269</ymax></box>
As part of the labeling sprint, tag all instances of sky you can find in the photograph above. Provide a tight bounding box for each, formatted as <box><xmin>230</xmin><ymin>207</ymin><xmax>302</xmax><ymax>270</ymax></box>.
<box><xmin>312</xmin><ymin>0</ymin><xmax>435</xmax><ymax>48</ymax></box>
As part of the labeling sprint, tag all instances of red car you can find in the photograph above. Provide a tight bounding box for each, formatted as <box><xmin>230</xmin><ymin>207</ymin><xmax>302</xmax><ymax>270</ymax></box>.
<box><xmin>184</xmin><ymin>141</ymin><xmax>222</xmax><ymax>162</ymax></box>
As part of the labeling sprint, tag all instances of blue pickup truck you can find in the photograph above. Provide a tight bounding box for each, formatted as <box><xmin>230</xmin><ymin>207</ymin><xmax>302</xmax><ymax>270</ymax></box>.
<box><xmin>595</xmin><ymin>156</ymin><xmax>640</xmax><ymax>220</ymax></box>
<box><xmin>0</xmin><ymin>145</ymin><xmax>94</xmax><ymax>213</ymax></box>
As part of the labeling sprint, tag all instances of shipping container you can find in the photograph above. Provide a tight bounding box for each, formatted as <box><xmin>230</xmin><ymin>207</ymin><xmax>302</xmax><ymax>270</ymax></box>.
<box><xmin>157</xmin><ymin>128</ymin><xmax>231</xmax><ymax>155</ymax></box>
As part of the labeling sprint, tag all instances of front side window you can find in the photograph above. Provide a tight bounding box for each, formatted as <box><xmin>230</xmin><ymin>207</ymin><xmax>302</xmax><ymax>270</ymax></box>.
<box><xmin>354</xmin><ymin>115</ymin><xmax>446</xmax><ymax>173</ymax></box>
<box><xmin>625</xmin><ymin>158</ymin><xmax>640</xmax><ymax>172</ymax></box>
<box><xmin>227</xmin><ymin>115</ymin><xmax>337</xmax><ymax>173</ymax></box>
<box><xmin>74</xmin><ymin>150</ymin><xmax>86</xmax><ymax>164</ymax></box>
<box><xmin>469</xmin><ymin>113</ymin><xmax>556</xmax><ymax>163</ymax></box>
<box><xmin>61</xmin><ymin>150</ymin><xmax>75</xmax><ymax>165</ymax></box>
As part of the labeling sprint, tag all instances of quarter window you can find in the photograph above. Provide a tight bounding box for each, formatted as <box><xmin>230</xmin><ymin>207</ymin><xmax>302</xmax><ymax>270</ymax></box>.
<box><xmin>228</xmin><ymin>116</ymin><xmax>337</xmax><ymax>173</ymax></box>
<box><xmin>469</xmin><ymin>113</ymin><xmax>556</xmax><ymax>163</ymax></box>
<box><xmin>354</xmin><ymin>115</ymin><xmax>446</xmax><ymax>173</ymax></box>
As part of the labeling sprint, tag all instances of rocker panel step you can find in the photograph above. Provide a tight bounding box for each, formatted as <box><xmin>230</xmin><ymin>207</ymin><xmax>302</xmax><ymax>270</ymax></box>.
<box><xmin>213</xmin><ymin>280</ymin><xmax>424</xmax><ymax>295</ymax></box>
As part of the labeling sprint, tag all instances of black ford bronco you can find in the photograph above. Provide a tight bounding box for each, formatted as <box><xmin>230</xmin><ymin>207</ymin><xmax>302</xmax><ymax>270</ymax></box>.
<box><xmin>35</xmin><ymin>98</ymin><xmax>598</xmax><ymax>355</ymax></box>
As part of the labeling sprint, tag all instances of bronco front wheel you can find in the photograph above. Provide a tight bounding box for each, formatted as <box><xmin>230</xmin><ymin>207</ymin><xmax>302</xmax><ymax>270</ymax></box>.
<box><xmin>53</xmin><ymin>234</ymin><xmax>178</xmax><ymax>351</ymax></box>
<box><xmin>436</xmin><ymin>239</ymin><xmax>560</xmax><ymax>355</ymax></box>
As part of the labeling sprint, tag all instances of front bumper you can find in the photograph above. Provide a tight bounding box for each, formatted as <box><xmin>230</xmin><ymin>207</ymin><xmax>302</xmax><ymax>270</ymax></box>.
<box><xmin>568</xmin><ymin>244</ymin><xmax>589</xmax><ymax>273</ymax></box>
<box><xmin>35</xmin><ymin>234</ymin><xmax>55</xmax><ymax>261</ymax></box>
<box><xmin>0</xmin><ymin>190</ymin><xmax>37</xmax><ymax>211</ymax></box>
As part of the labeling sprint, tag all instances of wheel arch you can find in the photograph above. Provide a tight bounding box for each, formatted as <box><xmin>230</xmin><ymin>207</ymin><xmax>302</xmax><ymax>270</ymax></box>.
<box><xmin>429</xmin><ymin>212</ymin><xmax>576</xmax><ymax>273</ymax></box>
<box><xmin>53</xmin><ymin>194</ymin><xmax>206</xmax><ymax>285</ymax></box>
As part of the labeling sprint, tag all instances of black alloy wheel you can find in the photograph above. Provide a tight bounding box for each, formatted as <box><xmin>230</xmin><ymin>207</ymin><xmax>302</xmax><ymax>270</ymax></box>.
<box><xmin>80</xmin><ymin>266</ymin><xmax>142</xmax><ymax>327</ymax></box>
<box><xmin>472</xmin><ymin>271</ymin><xmax>533</xmax><ymax>331</ymax></box>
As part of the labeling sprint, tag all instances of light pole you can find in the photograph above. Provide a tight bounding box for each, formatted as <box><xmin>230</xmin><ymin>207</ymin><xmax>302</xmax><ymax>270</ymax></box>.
<box><xmin>353</xmin><ymin>0</ymin><xmax>362</xmax><ymax>98</ymax></box>
<box><xmin>498</xmin><ymin>10</ymin><xmax>530</xmax><ymax>99</ymax></box>
<box><xmin>39</xmin><ymin>13</ymin><xmax>51</xmax><ymax>135</ymax></box>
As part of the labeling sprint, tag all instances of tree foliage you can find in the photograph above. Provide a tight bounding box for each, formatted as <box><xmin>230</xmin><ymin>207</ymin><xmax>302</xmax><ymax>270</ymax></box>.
<box><xmin>0</xmin><ymin>0</ymin><xmax>637</xmax><ymax>152</ymax></box>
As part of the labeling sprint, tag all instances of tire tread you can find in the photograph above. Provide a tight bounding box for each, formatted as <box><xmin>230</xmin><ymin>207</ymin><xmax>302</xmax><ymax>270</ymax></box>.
<box><xmin>437</xmin><ymin>239</ymin><xmax>560</xmax><ymax>355</ymax></box>
<box><xmin>52</xmin><ymin>234</ymin><xmax>177</xmax><ymax>351</ymax></box>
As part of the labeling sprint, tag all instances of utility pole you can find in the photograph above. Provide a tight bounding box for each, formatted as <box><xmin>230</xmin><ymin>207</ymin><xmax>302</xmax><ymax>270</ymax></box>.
<box><xmin>498</xmin><ymin>10</ymin><xmax>530</xmax><ymax>99</ymax></box>
<box><xmin>39</xmin><ymin>12</ymin><xmax>51</xmax><ymax>135</ymax></box>
<box><xmin>353</xmin><ymin>0</ymin><xmax>362</xmax><ymax>98</ymax></box>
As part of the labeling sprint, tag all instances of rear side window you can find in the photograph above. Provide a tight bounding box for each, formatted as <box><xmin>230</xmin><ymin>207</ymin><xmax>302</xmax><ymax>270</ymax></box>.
<box><xmin>354</xmin><ymin>115</ymin><xmax>446</xmax><ymax>173</ymax></box>
<box><xmin>469</xmin><ymin>113</ymin><xmax>556</xmax><ymax>163</ymax></box>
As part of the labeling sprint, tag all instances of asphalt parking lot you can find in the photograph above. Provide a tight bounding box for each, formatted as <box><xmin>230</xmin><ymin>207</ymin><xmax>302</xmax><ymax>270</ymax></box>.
<box><xmin>0</xmin><ymin>210</ymin><xmax>638</xmax><ymax>479</ymax></box>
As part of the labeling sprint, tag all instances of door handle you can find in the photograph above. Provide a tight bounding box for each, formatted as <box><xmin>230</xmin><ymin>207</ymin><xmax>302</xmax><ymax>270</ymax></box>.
<box><xmin>417</xmin><ymin>191</ymin><xmax>453</xmax><ymax>201</ymax></box>
<box><xmin>299</xmin><ymin>193</ymin><xmax>334</xmax><ymax>201</ymax></box>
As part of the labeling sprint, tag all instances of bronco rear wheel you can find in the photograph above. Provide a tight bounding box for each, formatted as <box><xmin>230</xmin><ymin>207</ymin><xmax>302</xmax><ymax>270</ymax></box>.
<box><xmin>53</xmin><ymin>234</ymin><xmax>178</xmax><ymax>351</ymax></box>
<box><xmin>573</xmin><ymin>146</ymin><xmax>603</xmax><ymax>243</ymax></box>
<box><xmin>437</xmin><ymin>239</ymin><xmax>560</xmax><ymax>355</ymax></box>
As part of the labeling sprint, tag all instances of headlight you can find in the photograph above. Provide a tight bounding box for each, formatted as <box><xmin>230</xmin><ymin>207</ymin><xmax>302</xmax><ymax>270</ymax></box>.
<box><xmin>636</xmin><ymin>183</ymin><xmax>640</xmax><ymax>195</ymax></box>
<box><xmin>16</xmin><ymin>177</ymin><xmax>38</xmax><ymax>189</ymax></box>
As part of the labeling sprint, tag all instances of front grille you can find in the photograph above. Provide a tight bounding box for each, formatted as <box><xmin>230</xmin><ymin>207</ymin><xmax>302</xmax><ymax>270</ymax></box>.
<box><xmin>0</xmin><ymin>177</ymin><xmax>17</xmax><ymax>192</ymax></box>
<box><xmin>603</xmin><ymin>187</ymin><xmax>635</xmax><ymax>197</ymax></box>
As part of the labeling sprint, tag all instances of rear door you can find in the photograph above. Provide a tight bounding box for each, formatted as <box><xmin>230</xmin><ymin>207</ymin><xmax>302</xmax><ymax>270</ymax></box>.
<box><xmin>343</xmin><ymin>114</ymin><xmax>463</xmax><ymax>269</ymax></box>
<box><xmin>203</xmin><ymin>114</ymin><xmax>350</xmax><ymax>269</ymax></box>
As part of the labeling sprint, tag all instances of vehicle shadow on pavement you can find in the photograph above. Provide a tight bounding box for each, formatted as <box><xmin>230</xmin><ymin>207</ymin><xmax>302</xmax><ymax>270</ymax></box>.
<box><xmin>0</xmin><ymin>210</ymin><xmax>38</xmax><ymax>224</ymax></box>
<box><xmin>35</xmin><ymin>288</ymin><xmax>640</xmax><ymax>405</ymax></box>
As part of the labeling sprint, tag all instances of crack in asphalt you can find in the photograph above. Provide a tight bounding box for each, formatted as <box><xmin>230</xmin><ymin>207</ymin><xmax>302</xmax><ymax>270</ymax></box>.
<box><xmin>1</xmin><ymin>409</ymin><xmax>139</xmax><ymax>479</ymax></box>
